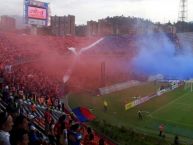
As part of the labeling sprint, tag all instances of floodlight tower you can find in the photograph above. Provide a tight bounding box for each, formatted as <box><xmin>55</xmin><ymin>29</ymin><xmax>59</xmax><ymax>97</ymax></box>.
<box><xmin>178</xmin><ymin>0</ymin><xmax>188</xmax><ymax>22</ymax></box>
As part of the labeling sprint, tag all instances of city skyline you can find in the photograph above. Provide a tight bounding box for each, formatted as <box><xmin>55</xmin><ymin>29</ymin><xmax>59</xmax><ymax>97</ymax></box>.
<box><xmin>0</xmin><ymin>0</ymin><xmax>193</xmax><ymax>25</ymax></box>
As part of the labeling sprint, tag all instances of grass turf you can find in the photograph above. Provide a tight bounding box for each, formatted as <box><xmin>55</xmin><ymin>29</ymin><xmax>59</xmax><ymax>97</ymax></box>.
<box><xmin>68</xmin><ymin>83</ymin><xmax>193</xmax><ymax>143</ymax></box>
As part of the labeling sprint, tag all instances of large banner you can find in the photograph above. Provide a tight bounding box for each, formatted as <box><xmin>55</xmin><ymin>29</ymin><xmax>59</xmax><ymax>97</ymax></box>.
<box><xmin>125</xmin><ymin>96</ymin><xmax>151</xmax><ymax>110</ymax></box>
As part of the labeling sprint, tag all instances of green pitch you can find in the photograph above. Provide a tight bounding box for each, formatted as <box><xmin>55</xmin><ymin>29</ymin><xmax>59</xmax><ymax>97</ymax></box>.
<box><xmin>69</xmin><ymin>83</ymin><xmax>193</xmax><ymax>143</ymax></box>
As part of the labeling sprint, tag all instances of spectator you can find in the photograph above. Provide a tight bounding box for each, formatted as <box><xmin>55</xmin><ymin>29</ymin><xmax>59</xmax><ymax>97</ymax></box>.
<box><xmin>47</xmin><ymin>119</ymin><xmax>56</xmax><ymax>145</ymax></box>
<box><xmin>44</xmin><ymin>108</ymin><xmax>52</xmax><ymax>134</ymax></box>
<box><xmin>87</xmin><ymin>134</ymin><xmax>97</xmax><ymax>145</ymax></box>
<box><xmin>54</xmin><ymin>115</ymin><xmax>67</xmax><ymax>145</ymax></box>
<box><xmin>11</xmin><ymin>115</ymin><xmax>29</xmax><ymax>131</ymax></box>
<box><xmin>6</xmin><ymin>101</ymin><xmax>19</xmax><ymax>120</ymax></box>
<box><xmin>30</xmin><ymin>103</ymin><xmax>36</xmax><ymax>116</ymax></box>
<box><xmin>10</xmin><ymin>129</ymin><xmax>29</xmax><ymax>145</ymax></box>
<box><xmin>28</xmin><ymin>125</ymin><xmax>43</xmax><ymax>145</ymax></box>
<box><xmin>0</xmin><ymin>112</ymin><xmax>14</xmax><ymax>145</ymax></box>
<box><xmin>98</xmin><ymin>138</ymin><xmax>105</xmax><ymax>145</ymax></box>
<box><xmin>68</xmin><ymin>123</ymin><xmax>83</xmax><ymax>145</ymax></box>
<box><xmin>83</xmin><ymin>127</ymin><xmax>93</xmax><ymax>144</ymax></box>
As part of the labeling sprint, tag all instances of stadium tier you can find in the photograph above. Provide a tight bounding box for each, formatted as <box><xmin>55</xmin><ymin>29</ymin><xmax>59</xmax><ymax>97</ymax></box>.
<box><xmin>0</xmin><ymin>32</ymin><xmax>117</xmax><ymax>145</ymax></box>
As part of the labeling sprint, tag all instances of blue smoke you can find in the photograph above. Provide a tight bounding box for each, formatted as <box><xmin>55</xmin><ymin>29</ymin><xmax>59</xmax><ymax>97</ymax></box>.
<box><xmin>132</xmin><ymin>32</ymin><xmax>193</xmax><ymax>80</ymax></box>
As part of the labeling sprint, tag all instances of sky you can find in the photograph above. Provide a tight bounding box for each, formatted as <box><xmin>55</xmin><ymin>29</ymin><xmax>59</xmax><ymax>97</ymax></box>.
<box><xmin>0</xmin><ymin>0</ymin><xmax>192</xmax><ymax>25</ymax></box>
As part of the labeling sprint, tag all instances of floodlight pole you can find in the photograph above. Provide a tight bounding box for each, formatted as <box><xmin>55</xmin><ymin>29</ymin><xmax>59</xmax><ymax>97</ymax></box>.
<box><xmin>178</xmin><ymin>0</ymin><xmax>188</xmax><ymax>22</ymax></box>
<box><xmin>101</xmin><ymin>61</ymin><xmax>106</xmax><ymax>87</ymax></box>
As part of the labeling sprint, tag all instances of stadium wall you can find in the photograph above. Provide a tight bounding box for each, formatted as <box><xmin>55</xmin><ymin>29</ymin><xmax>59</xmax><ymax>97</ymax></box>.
<box><xmin>99</xmin><ymin>80</ymin><xmax>141</xmax><ymax>95</ymax></box>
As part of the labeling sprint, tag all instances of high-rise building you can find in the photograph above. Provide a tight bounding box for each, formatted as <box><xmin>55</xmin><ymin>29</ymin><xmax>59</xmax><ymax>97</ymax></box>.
<box><xmin>98</xmin><ymin>19</ymin><xmax>113</xmax><ymax>36</ymax></box>
<box><xmin>51</xmin><ymin>15</ymin><xmax>75</xmax><ymax>36</ymax></box>
<box><xmin>86</xmin><ymin>19</ymin><xmax>113</xmax><ymax>36</ymax></box>
<box><xmin>87</xmin><ymin>21</ymin><xmax>98</xmax><ymax>36</ymax></box>
<box><xmin>0</xmin><ymin>16</ymin><xmax>16</xmax><ymax>30</ymax></box>
<box><xmin>68</xmin><ymin>15</ymin><xmax>75</xmax><ymax>36</ymax></box>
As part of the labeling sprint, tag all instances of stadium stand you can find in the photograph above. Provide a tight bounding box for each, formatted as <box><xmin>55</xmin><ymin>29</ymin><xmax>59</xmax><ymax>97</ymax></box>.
<box><xmin>83</xmin><ymin>35</ymin><xmax>137</xmax><ymax>56</ymax></box>
<box><xmin>0</xmin><ymin>32</ymin><xmax>117</xmax><ymax>145</ymax></box>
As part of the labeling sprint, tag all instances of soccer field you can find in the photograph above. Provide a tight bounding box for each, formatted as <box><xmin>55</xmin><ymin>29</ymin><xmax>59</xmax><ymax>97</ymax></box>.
<box><xmin>146</xmin><ymin>90</ymin><xmax>193</xmax><ymax>139</ymax></box>
<box><xmin>69</xmin><ymin>84</ymin><xmax>193</xmax><ymax>143</ymax></box>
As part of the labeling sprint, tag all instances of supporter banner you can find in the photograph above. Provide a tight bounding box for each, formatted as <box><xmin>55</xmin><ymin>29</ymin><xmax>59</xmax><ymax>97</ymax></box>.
<box><xmin>125</xmin><ymin>96</ymin><xmax>152</xmax><ymax>111</ymax></box>
<box><xmin>72</xmin><ymin>107</ymin><xmax>96</xmax><ymax>122</ymax></box>
<box><xmin>157</xmin><ymin>88</ymin><xmax>170</xmax><ymax>96</ymax></box>
<box><xmin>125</xmin><ymin>102</ymin><xmax>135</xmax><ymax>110</ymax></box>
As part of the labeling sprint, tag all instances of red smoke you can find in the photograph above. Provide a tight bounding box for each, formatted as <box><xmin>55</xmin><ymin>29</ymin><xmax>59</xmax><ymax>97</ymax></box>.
<box><xmin>1</xmin><ymin>31</ymin><xmax>135</xmax><ymax>94</ymax></box>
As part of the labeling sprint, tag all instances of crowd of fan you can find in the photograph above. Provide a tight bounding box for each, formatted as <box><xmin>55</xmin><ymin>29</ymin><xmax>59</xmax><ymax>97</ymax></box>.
<box><xmin>0</xmin><ymin>62</ymin><xmax>110</xmax><ymax>145</ymax></box>
<box><xmin>0</xmin><ymin>32</ymin><xmax>40</xmax><ymax>66</ymax></box>
<box><xmin>0</xmin><ymin>32</ymin><xmax>115</xmax><ymax>145</ymax></box>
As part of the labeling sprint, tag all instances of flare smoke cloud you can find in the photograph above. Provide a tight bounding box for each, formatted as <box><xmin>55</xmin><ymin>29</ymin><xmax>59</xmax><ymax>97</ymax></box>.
<box><xmin>132</xmin><ymin>32</ymin><xmax>193</xmax><ymax>80</ymax></box>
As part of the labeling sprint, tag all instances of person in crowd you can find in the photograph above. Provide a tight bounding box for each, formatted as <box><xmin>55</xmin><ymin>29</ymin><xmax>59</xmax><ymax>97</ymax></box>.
<box><xmin>83</xmin><ymin>133</ymin><xmax>97</xmax><ymax>145</ymax></box>
<box><xmin>44</xmin><ymin>108</ymin><xmax>52</xmax><ymax>134</ymax></box>
<box><xmin>62</xmin><ymin>103</ymin><xmax>65</xmax><ymax>112</ymax></box>
<box><xmin>6</xmin><ymin>101</ymin><xmax>19</xmax><ymax>121</ymax></box>
<box><xmin>83</xmin><ymin>127</ymin><xmax>93</xmax><ymax>145</ymax></box>
<box><xmin>68</xmin><ymin>123</ymin><xmax>83</xmax><ymax>145</ymax></box>
<box><xmin>2</xmin><ymin>85</ymin><xmax>9</xmax><ymax>102</ymax></box>
<box><xmin>54</xmin><ymin>115</ymin><xmax>68</xmax><ymax>145</ymax></box>
<box><xmin>28</xmin><ymin>125</ymin><xmax>43</xmax><ymax>145</ymax></box>
<box><xmin>47</xmin><ymin>119</ymin><xmax>56</xmax><ymax>145</ymax></box>
<box><xmin>0</xmin><ymin>112</ymin><xmax>14</xmax><ymax>145</ymax></box>
<box><xmin>30</xmin><ymin>103</ymin><xmax>36</xmax><ymax>116</ymax></box>
<box><xmin>98</xmin><ymin>138</ymin><xmax>105</xmax><ymax>145</ymax></box>
<box><xmin>10</xmin><ymin>129</ymin><xmax>29</xmax><ymax>145</ymax></box>
<box><xmin>58</xmin><ymin>101</ymin><xmax>61</xmax><ymax>111</ymax></box>
<box><xmin>11</xmin><ymin>115</ymin><xmax>29</xmax><ymax>132</ymax></box>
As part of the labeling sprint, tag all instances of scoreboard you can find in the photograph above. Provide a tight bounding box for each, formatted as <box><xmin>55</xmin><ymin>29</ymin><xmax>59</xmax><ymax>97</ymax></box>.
<box><xmin>24</xmin><ymin>0</ymin><xmax>49</xmax><ymax>26</ymax></box>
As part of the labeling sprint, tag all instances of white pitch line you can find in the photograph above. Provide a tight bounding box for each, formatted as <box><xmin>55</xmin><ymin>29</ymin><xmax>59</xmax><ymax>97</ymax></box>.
<box><xmin>151</xmin><ymin>116</ymin><xmax>193</xmax><ymax>129</ymax></box>
<box><xmin>149</xmin><ymin>92</ymin><xmax>189</xmax><ymax>116</ymax></box>
<box><xmin>175</xmin><ymin>102</ymin><xmax>193</xmax><ymax>107</ymax></box>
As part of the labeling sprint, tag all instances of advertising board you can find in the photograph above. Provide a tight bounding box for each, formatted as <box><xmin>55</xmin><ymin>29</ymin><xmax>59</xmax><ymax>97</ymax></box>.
<box><xmin>28</xmin><ymin>6</ymin><xmax>47</xmax><ymax>20</ymax></box>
